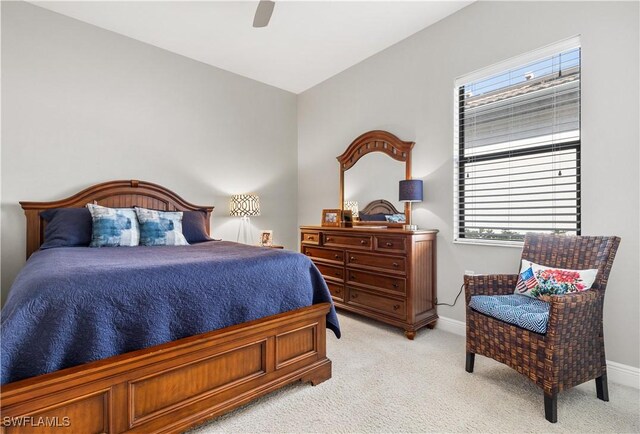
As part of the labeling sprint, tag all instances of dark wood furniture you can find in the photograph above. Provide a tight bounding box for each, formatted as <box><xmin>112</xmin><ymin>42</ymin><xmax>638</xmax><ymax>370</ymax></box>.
<box><xmin>2</xmin><ymin>180</ymin><xmax>332</xmax><ymax>434</ymax></box>
<box><xmin>301</xmin><ymin>225</ymin><xmax>437</xmax><ymax>339</ymax></box>
<box><xmin>465</xmin><ymin>233</ymin><xmax>621</xmax><ymax>423</ymax></box>
<box><xmin>359</xmin><ymin>199</ymin><xmax>402</xmax><ymax>217</ymax></box>
<box><xmin>337</xmin><ymin>130</ymin><xmax>414</xmax><ymax>227</ymax></box>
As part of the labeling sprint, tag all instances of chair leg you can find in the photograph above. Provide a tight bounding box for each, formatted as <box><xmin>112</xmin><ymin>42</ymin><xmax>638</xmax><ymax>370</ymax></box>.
<box><xmin>465</xmin><ymin>352</ymin><xmax>475</xmax><ymax>373</ymax></box>
<box><xmin>544</xmin><ymin>394</ymin><xmax>557</xmax><ymax>423</ymax></box>
<box><xmin>596</xmin><ymin>374</ymin><xmax>609</xmax><ymax>401</ymax></box>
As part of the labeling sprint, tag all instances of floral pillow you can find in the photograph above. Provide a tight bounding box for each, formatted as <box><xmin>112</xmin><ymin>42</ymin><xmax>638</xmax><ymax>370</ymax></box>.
<box><xmin>514</xmin><ymin>259</ymin><xmax>598</xmax><ymax>300</ymax></box>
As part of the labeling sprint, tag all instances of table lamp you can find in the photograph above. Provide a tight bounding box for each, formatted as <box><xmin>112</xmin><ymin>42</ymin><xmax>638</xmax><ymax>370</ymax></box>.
<box><xmin>399</xmin><ymin>179</ymin><xmax>423</xmax><ymax>230</ymax></box>
<box><xmin>230</xmin><ymin>193</ymin><xmax>260</xmax><ymax>243</ymax></box>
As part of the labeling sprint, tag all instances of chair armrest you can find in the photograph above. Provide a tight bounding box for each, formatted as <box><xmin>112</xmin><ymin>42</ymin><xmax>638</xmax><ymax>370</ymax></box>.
<box><xmin>464</xmin><ymin>274</ymin><xmax>519</xmax><ymax>304</ymax></box>
<box><xmin>546</xmin><ymin>290</ymin><xmax>603</xmax><ymax>340</ymax></box>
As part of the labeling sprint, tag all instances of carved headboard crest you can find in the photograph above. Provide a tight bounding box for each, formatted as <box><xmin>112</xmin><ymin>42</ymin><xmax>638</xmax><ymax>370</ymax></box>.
<box><xmin>336</xmin><ymin>130</ymin><xmax>415</xmax><ymax>171</ymax></box>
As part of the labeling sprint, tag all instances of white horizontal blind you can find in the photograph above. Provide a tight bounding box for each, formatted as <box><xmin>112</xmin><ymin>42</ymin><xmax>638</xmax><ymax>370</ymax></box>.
<box><xmin>455</xmin><ymin>44</ymin><xmax>581</xmax><ymax>243</ymax></box>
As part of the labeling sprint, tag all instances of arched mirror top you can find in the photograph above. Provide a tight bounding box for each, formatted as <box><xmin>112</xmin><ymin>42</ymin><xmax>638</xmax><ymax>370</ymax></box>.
<box><xmin>337</xmin><ymin>130</ymin><xmax>414</xmax><ymax>171</ymax></box>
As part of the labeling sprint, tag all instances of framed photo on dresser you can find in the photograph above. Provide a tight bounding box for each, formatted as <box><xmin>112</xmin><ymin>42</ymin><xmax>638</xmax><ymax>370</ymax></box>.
<box><xmin>321</xmin><ymin>209</ymin><xmax>341</xmax><ymax>227</ymax></box>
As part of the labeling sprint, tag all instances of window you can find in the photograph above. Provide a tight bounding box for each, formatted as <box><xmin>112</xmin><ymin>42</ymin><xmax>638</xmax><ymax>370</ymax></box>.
<box><xmin>454</xmin><ymin>38</ymin><xmax>581</xmax><ymax>245</ymax></box>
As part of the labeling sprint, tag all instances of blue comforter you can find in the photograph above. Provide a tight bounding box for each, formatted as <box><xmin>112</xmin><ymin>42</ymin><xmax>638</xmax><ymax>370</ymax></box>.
<box><xmin>1</xmin><ymin>241</ymin><xmax>340</xmax><ymax>385</ymax></box>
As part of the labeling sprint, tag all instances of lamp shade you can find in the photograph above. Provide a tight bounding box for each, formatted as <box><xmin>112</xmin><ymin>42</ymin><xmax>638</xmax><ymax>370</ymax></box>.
<box><xmin>399</xmin><ymin>180</ymin><xmax>423</xmax><ymax>203</ymax></box>
<box><xmin>230</xmin><ymin>194</ymin><xmax>261</xmax><ymax>217</ymax></box>
<box><xmin>343</xmin><ymin>200</ymin><xmax>359</xmax><ymax>218</ymax></box>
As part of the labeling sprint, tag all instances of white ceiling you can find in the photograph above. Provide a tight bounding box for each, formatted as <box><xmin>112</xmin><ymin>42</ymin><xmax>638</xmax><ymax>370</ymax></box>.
<box><xmin>31</xmin><ymin>1</ymin><xmax>472</xmax><ymax>94</ymax></box>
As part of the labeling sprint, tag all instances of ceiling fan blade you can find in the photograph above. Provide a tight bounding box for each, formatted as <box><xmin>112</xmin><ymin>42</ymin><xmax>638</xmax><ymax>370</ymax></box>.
<box><xmin>253</xmin><ymin>0</ymin><xmax>275</xmax><ymax>28</ymax></box>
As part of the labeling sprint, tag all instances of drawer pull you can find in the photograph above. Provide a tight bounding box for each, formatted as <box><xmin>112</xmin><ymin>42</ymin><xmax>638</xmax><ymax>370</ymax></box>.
<box><xmin>326</xmin><ymin>237</ymin><xmax>333</xmax><ymax>241</ymax></box>
<box><xmin>305</xmin><ymin>252</ymin><xmax>311</xmax><ymax>256</ymax></box>
<box><xmin>334</xmin><ymin>254</ymin><xmax>341</xmax><ymax>259</ymax></box>
<box><xmin>352</xmin><ymin>293</ymin><xmax>358</xmax><ymax>299</ymax></box>
<box><xmin>392</xmin><ymin>282</ymin><xmax>399</xmax><ymax>288</ymax></box>
<box><xmin>392</xmin><ymin>262</ymin><xmax>399</xmax><ymax>268</ymax></box>
<box><xmin>360</xmin><ymin>240</ymin><xmax>367</xmax><ymax>245</ymax></box>
<box><xmin>334</xmin><ymin>272</ymin><xmax>341</xmax><ymax>276</ymax></box>
<box><xmin>336</xmin><ymin>289</ymin><xmax>341</xmax><ymax>294</ymax></box>
<box><xmin>385</xmin><ymin>242</ymin><xmax>393</xmax><ymax>247</ymax></box>
<box><xmin>393</xmin><ymin>304</ymin><xmax>401</xmax><ymax>310</ymax></box>
<box><xmin>350</xmin><ymin>256</ymin><xmax>357</xmax><ymax>261</ymax></box>
<box><xmin>307</xmin><ymin>236</ymin><xmax>315</xmax><ymax>240</ymax></box>
<box><xmin>351</xmin><ymin>274</ymin><xmax>356</xmax><ymax>280</ymax></box>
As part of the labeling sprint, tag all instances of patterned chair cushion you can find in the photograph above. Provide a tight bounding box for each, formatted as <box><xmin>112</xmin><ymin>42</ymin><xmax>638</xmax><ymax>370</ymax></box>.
<box><xmin>469</xmin><ymin>294</ymin><xmax>550</xmax><ymax>334</ymax></box>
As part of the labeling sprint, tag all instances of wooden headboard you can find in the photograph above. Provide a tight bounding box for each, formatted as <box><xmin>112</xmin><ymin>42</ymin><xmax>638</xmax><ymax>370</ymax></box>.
<box><xmin>360</xmin><ymin>199</ymin><xmax>403</xmax><ymax>216</ymax></box>
<box><xmin>20</xmin><ymin>180</ymin><xmax>214</xmax><ymax>259</ymax></box>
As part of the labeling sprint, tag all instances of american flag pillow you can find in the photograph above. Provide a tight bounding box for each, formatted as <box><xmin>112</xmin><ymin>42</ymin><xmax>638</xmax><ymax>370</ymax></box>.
<box><xmin>515</xmin><ymin>265</ymin><xmax>539</xmax><ymax>294</ymax></box>
<box><xmin>514</xmin><ymin>259</ymin><xmax>598</xmax><ymax>299</ymax></box>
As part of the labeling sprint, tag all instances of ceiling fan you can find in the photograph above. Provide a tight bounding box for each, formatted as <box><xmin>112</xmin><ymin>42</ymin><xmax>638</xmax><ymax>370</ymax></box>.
<box><xmin>253</xmin><ymin>0</ymin><xmax>275</xmax><ymax>28</ymax></box>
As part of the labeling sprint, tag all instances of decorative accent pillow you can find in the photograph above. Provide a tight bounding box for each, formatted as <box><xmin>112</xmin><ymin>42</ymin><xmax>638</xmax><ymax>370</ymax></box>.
<box><xmin>40</xmin><ymin>208</ymin><xmax>92</xmax><ymax>249</ymax></box>
<box><xmin>135</xmin><ymin>207</ymin><xmax>189</xmax><ymax>246</ymax></box>
<box><xmin>514</xmin><ymin>259</ymin><xmax>598</xmax><ymax>299</ymax></box>
<box><xmin>359</xmin><ymin>213</ymin><xmax>387</xmax><ymax>222</ymax></box>
<box><xmin>86</xmin><ymin>204</ymin><xmax>140</xmax><ymax>247</ymax></box>
<box><xmin>182</xmin><ymin>210</ymin><xmax>211</xmax><ymax>243</ymax></box>
<box><xmin>385</xmin><ymin>213</ymin><xmax>406</xmax><ymax>223</ymax></box>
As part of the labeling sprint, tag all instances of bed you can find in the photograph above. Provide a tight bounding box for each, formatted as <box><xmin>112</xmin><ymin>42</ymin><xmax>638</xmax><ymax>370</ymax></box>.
<box><xmin>1</xmin><ymin>180</ymin><xmax>339</xmax><ymax>433</ymax></box>
<box><xmin>356</xmin><ymin>199</ymin><xmax>405</xmax><ymax>224</ymax></box>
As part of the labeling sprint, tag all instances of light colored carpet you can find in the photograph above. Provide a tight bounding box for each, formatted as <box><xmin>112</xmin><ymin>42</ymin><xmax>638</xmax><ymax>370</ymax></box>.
<box><xmin>189</xmin><ymin>312</ymin><xmax>640</xmax><ymax>433</ymax></box>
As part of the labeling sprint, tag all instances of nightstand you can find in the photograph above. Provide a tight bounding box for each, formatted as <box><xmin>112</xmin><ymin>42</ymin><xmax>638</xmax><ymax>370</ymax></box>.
<box><xmin>258</xmin><ymin>244</ymin><xmax>284</xmax><ymax>249</ymax></box>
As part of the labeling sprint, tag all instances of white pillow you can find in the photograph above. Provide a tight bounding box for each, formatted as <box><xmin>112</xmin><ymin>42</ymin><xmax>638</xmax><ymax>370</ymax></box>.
<box><xmin>514</xmin><ymin>259</ymin><xmax>598</xmax><ymax>299</ymax></box>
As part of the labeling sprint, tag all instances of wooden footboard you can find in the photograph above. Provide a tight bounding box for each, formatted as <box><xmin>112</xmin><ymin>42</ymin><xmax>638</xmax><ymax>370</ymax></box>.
<box><xmin>0</xmin><ymin>303</ymin><xmax>332</xmax><ymax>434</ymax></box>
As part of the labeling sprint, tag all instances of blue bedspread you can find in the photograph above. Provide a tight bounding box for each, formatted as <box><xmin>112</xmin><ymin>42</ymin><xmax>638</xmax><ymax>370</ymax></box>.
<box><xmin>1</xmin><ymin>241</ymin><xmax>340</xmax><ymax>385</ymax></box>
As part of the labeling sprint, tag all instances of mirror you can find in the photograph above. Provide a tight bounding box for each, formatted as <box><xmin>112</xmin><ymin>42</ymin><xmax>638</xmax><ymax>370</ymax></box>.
<box><xmin>338</xmin><ymin>131</ymin><xmax>414</xmax><ymax>226</ymax></box>
<box><xmin>343</xmin><ymin>152</ymin><xmax>404</xmax><ymax>217</ymax></box>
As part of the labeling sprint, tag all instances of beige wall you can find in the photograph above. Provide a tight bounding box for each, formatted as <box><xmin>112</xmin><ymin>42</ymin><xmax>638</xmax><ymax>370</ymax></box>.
<box><xmin>1</xmin><ymin>1</ymin><xmax>298</xmax><ymax>302</ymax></box>
<box><xmin>298</xmin><ymin>1</ymin><xmax>639</xmax><ymax>367</ymax></box>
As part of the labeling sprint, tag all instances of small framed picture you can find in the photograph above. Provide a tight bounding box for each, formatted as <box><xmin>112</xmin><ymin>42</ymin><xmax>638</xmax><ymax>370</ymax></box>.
<box><xmin>259</xmin><ymin>230</ymin><xmax>273</xmax><ymax>247</ymax></box>
<box><xmin>342</xmin><ymin>210</ymin><xmax>353</xmax><ymax>228</ymax></box>
<box><xmin>321</xmin><ymin>209</ymin><xmax>341</xmax><ymax>227</ymax></box>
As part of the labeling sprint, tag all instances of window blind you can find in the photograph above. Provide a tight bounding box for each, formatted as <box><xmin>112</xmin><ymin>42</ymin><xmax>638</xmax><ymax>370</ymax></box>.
<box><xmin>455</xmin><ymin>45</ymin><xmax>581</xmax><ymax>243</ymax></box>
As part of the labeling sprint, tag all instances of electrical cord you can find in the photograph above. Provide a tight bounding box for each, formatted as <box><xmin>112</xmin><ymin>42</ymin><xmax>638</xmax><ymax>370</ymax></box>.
<box><xmin>435</xmin><ymin>283</ymin><xmax>464</xmax><ymax>307</ymax></box>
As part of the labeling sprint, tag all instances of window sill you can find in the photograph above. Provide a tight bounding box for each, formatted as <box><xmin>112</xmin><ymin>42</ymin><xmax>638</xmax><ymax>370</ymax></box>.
<box><xmin>453</xmin><ymin>238</ymin><xmax>524</xmax><ymax>249</ymax></box>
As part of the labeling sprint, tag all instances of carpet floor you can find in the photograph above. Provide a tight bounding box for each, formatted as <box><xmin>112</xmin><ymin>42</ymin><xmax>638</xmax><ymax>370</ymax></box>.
<box><xmin>189</xmin><ymin>312</ymin><xmax>640</xmax><ymax>433</ymax></box>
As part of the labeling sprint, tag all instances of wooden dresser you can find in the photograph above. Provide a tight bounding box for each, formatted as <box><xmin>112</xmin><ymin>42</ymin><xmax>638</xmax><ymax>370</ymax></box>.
<box><xmin>300</xmin><ymin>225</ymin><xmax>438</xmax><ymax>339</ymax></box>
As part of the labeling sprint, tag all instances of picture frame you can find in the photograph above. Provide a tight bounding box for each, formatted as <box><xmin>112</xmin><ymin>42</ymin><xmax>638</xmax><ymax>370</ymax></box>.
<box><xmin>321</xmin><ymin>209</ymin><xmax>341</xmax><ymax>227</ymax></box>
<box><xmin>342</xmin><ymin>209</ymin><xmax>353</xmax><ymax>228</ymax></box>
<box><xmin>259</xmin><ymin>230</ymin><xmax>273</xmax><ymax>247</ymax></box>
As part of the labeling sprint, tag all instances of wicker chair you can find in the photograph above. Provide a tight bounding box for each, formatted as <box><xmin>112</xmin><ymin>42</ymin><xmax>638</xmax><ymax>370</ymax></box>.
<box><xmin>465</xmin><ymin>233</ymin><xmax>621</xmax><ymax>423</ymax></box>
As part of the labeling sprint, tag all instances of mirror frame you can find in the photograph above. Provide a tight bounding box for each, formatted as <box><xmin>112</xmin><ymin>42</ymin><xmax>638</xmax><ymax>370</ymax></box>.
<box><xmin>337</xmin><ymin>130</ymin><xmax>415</xmax><ymax>226</ymax></box>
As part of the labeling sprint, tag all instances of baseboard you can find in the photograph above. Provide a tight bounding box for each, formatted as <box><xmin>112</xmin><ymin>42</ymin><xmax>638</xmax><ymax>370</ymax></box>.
<box><xmin>436</xmin><ymin>316</ymin><xmax>640</xmax><ymax>389</ymax></box>
<box><xmin>607</xmin><ymin>361</ymin><xmax>640</xmax><ymax>389</ymax></box>
<box><xmin>435</xmin><ymin>315</ymin><xmax>466</xmax><ymax>337</ymax></box>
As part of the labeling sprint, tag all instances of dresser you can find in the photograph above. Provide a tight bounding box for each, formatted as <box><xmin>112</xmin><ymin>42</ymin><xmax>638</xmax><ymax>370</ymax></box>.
<box><xmin>300</xmin><ymin>225</ymin><xmax>438</xmax><ymax>339</ymax></box>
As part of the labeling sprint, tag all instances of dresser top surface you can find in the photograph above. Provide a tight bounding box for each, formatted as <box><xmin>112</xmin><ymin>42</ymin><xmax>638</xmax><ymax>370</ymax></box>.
<box><xmin>300</xmin><ymin>225</ymin><xmax>438</xmax><ymax>235</ymax></box>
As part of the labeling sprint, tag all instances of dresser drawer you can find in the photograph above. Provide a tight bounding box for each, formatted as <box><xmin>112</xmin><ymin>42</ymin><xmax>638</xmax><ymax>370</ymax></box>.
<box><xmin>326</xmin><ymin>282</ymin><xmax>345</xmax><ymax>302</ymax></box>
<box><xmin>302</xmin><ymin>246</ymin><xmax>344</xmax><ymax>264</ymax></box>
<box><xmin>301</xmin><ymin>231</ymin><xmax>321</xmax><ymax>245</ymax></box>
<box><xmin>314</xmin><ymin>262</ymin><xmax>344</xmax><ymax>282</ymax></box>
<box><xmin>346</xmin><ymin>269</ymin><xmax>406</xmax><ymax>295</ymax></box>
<box><xmin>374</xmin><ymin>236</ymin><xmax>406</xmax><ymax>254</ymax></box>
<box><xmin>347</xmin><ymin>288</ymin><xmax>406</xmax><ymax>320</ymax></box>
<box><xmin>347</xmin><ymin>251</ymin><xmax>406</xmax><ymax>274</ymax></box>
<box><xmin>323</xmin><ymin>234</ymin><xmax>372</xmax><ymax>250</ymax></box>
